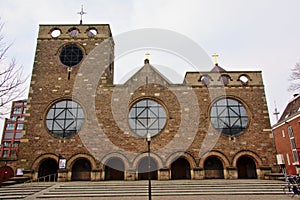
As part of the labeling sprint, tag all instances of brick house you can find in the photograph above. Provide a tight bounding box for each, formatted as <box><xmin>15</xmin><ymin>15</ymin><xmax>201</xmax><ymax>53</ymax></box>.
<box><xmin>272</xmin><ymin>94</ymin><xmax>300</xmax><ymax>175</ymax></box>
<box><xmin>4</xmin><ymin>23</ymin><xmax>278</xmax><ymax>181</ymax></box>
<box><xmin>0</xmin><ymin>100</ymin><xmax>27</xmax><ymax>182</ymax></box>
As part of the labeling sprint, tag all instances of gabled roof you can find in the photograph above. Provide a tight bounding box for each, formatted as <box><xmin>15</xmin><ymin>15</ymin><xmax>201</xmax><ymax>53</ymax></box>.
<box><xmin>210</xmin><ymin>64</ymin><xmax>227</xmax><ymax>72</ymax></box>
<box><xmin>123</xmin><ymin>59</ymin><xmax>172</xmax><ymax>86</ymax></box>
<box><xmin>278</xmin><ymin>94</ymin><xmax>300</xmax><ymax>122</ymax></box>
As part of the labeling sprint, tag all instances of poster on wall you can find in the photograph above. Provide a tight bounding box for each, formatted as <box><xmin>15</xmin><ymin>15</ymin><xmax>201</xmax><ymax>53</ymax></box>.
<box><xmin>16</xmin><ymin>168</ymin><xmax>24</xmax><ymax>176</ymax></box>
<box><xmin>59</xmin><ymin>158</ymin><xmax>66</xmax><ymax>169</ymax></box>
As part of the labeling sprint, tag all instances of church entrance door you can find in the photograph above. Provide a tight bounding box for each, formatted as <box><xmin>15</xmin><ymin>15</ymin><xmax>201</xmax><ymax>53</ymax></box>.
<box><xmin>171</xmin><ymin>158</ymin><xmax>191</xmax><ymax>179</ymax></box>
<box><xmin>71</xmin><ymin>158</ymin><xmax>91</xmax><ymax>181</ymax></box>
<box><xmin>38</xmin><ymin>158</ymin><xmax>58</xmax><ymax>181</ymax></box>
<box><xmin>237</xmin><ymin>156</ymin><xmax>257</xmax><ymax>179</ymax></box>
<box><xmin>138</xmin><ymin>157</ymin><xmax>158</xmax><ymax>180</ymax></box>
<box><xmin>105</xmin><ymin>158</ymin><xmax>125</xmax><ymax>180</ymax></box>
<box><xmin>204</xmin><ymin>156</ymin><xmax>224</xmax><ymax>179</ymax></box>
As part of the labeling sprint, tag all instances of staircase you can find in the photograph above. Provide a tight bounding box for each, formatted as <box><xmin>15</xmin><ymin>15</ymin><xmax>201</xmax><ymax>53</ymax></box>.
<box><xmin>0</xmin><ymin>179</ymin><xmax>287</xmax><ymax>199</ymax></box>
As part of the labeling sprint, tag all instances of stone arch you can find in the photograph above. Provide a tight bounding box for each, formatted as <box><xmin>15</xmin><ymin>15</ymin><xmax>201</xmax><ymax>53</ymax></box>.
<box><xmin>31</xmin><ymin>153</ymin><xmax>58</xmax><ymax>172</ymax></box>
<box><xmin>100</xmin><ymin>152</ymin><xmax>130</xmax><ymax>171</ymax></box>
<box><xmin>166</xmin><ymin>151</ymin><xmax>197</xmax><ymax>169</ymax></box>
<box><xmin>132</xmin><ymin>152</ymin><xmax>163</xmax><ymax>170</ymax></box>
<box><xmin>0</xmin><ymin>166</ymin><xmax>14</xmax><ymax>182</ymax></box>
<box><xmin>238</xmin><ymin>74</ymin><xmax>251</xmax><ymax>85</ymax></box>
<box><xmin>71</xmin><ymin>158</ymin><xmax>92</xmax><ymax>181</ymax></box>
<box><xmin>56</xmin><ymin>42</ymin><xmax>87</xmax><ymax>57</ymax></box>
<box><xmin>67</xmin><ymin>153</ymin><xmax>97</xmax><ymax>171</ymax></box>
<box><xmin>104</xmin><ymin>157</ymin><xmax>125</xmax><ymax>180</ymax></box>
<box><xmin>233</xmin><ymin>151</ymin><xmax>262</xmax><ymax>179</ymax></box>
<box><xmin>232</xmin><ymin>150</ymin><xmax>262</xmax><ymax>167</ymax></box>
<box><xmin>199</xmin><ymin>151</ymin><xmax>230</xmax><ymax>168</ymax></box>
<box><xmin>137</xmin><ymin>156</ymin><xmax>158</xmax><ymax>180</ymax></box>
<box><xmin>218</xmin><ymin>74</ymin><xmax>232</xmax><ymax>86</ymax></box>
<box><xmin>199</xmin><ymin>74</ymin><xmax>213</xmax><ymax>86</ymax></box>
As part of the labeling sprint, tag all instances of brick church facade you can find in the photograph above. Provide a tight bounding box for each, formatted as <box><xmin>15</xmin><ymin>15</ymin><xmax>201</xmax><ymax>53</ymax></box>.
<box><xmin>11</xmin><ymin>23</ymin><xmax>276</xmax><ymax>181</ymax></box>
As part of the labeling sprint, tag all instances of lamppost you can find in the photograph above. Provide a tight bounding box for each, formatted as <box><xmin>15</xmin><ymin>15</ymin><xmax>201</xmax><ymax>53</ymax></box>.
<box><xmin>147</xmin><ymin>132</ymin><xmax>152</xmax><ymax>200</ymax></box>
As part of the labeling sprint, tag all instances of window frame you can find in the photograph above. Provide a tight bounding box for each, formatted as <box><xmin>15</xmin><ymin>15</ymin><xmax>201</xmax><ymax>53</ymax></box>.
<box><xmin>59</xmin><ymin>44</ymin><xmax>84</xmax><ymax>67</ymax></box>
<box><xmin>210</xmin><ymin>97</ymin><xmax>249</xmax><ymax>136</ymax></box>
<box><xmin>128</xmin><ymin>98</ymin><xmax>167</xmax><ymax>138</ymax></box>
<box><xmin>45</xmin><ymin>99</ymin><xmax>85</xmax><ymax>138</ymax></box>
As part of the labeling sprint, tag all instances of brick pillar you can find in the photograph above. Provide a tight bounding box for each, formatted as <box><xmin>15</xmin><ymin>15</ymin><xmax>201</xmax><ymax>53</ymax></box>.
<box><xmin>259</xmin><ymin>166</ymin><xmax>272</xmax><ymax>179</ymax></box>
<box><xmin>226</xmin><ymin>167</ymin><xmax>237</xmax><ymax>179</ymax></box>
<box><xmin>158</xmin><ymin>168</ymin><xmax>170</xmax><ymax>180</ymax></box>
<box><xmin>57</xmin><ymin>169</ymin><xmax>68</xmax><ymax>182</ymax></box>
<box><xmin>192</xmin><ymin>168</ymin><xmax>203</xmax><ymax>179</ymax></box>
<box><xmin>91</xmin><ymin>169</ymin><xmax>102</xmax><ymax>181</ymax></box>
<box><xmin>125</xmin><ymin>169</ymin><xmax>136</xmax><ymax>181</ymax></box>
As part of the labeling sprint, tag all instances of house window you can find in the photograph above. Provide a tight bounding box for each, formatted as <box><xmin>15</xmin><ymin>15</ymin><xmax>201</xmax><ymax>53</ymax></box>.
<box><xmin>17</xmin><ymin>124</ymin><xmax>24</xmax><ymax>130</ymax></box>
<box><xmin>13</xmin><ymin>142</ymin><xmax>20</xmax><ymax>148</ymax></box>
<box><xmin>10</xmin><ymin>150</ymin><xmax>16</xmax><ymax>158</ymax></box>
<box><xmin>288</xmin><ymin>126</ymin><xmax>299</xmax><ymax>163</ymax></box>
<box><xmin>282</xmin><ymin>129</ymin><xmax>285</xmax><ymax>137</ymax></box>
<box><xmin>15</xmin><ymin>132</ymin><xmax>23</xmax><ymax>139</ymax></box>
<box><xmin>3</xmin><ymin>150</ymin><xmax>9</xmax><ymax>158</ymax></box>
<box><xmin>3</xmin><ymin>142</ymin><xmax>11</xmax><ymax>148</ymax></box>
<box><xmin>4</xmin><ymin>132</ymin><xmax>13</xmax><ymax>140</ymax></box>
<box><xmin>6</xmin><ymin>124</ymin><xmax>15</xmax><ymax>130</ymax></box>
<box><xmin>286</xmin><ymin>153</ymin><xmax>291</xmax><ymax>165</ymax></box>
<box><xmin>13</xmin><ymin>108</ymin><xmax>21</xmax><ymax>114</ymax></box>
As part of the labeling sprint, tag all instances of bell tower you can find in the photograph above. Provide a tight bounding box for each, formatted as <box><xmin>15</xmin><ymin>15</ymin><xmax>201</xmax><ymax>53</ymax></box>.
<box><xmin>17</xmin><ymin>23</ymin><xmax>114</xmax><ymax>179</ymax></box>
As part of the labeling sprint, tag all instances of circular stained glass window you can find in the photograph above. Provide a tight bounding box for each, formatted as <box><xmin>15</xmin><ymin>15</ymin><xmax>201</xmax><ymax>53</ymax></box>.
<box><xmin>210</xmin><ymin>98</ymin><xmax>248</xmax><ymax>135</ymax></box>
<box><xmin>46</xmin><ymin>100</ymin><xmax>84</xmax><ymax>138</ymax></box>
<box><xmin>128</xmin><ymin>99</ymin><xmax>167</xmax><ymax>137</ymax></box>
<box><xmin>59</xmin><ymin>44</ymin><xmax>83</xmax><ymax>67</ymax></box>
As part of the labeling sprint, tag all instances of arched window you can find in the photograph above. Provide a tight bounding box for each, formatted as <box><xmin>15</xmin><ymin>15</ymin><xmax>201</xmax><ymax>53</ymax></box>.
<box><xmin>46</xmin><ymin>100</ymin><xmax>84</xmax><ymax>138</ymax></box>
<box><xmin>128</xmin><ymin>99</ymin><xmax>167</xmax><ymax>137</ymax></box>
<box><xmin>210</xmin><ymin>98</ymin><xmax>248</xmax><ymax>135</ymax></box>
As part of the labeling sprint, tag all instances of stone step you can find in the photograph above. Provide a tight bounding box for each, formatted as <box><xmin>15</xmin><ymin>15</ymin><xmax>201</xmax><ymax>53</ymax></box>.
<box><xmin>0</xmin><ymin>183</ymin><xmax>55</xmax><ymax>199</ymax></box>
<box><xmin>0</xmin><ymin>180</ymin><xmax>287</xmax><ymax>199</ymax></box>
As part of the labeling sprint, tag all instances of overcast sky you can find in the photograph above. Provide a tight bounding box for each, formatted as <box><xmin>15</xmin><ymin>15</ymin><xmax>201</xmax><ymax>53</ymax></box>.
<box><xmin>0</xmin><ymin>0</ymin><xmax>299</xmax><ymax>130</ymax></box>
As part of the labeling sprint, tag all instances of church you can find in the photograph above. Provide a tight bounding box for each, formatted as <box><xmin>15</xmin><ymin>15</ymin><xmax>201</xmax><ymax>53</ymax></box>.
<box><xmin>13</xmin><ymin>22</ymin><xmax>276</xmax><ymax>181</ymax></box>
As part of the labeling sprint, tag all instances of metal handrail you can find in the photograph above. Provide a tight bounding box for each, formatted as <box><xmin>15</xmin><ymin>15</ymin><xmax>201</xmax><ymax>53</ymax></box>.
<box><xmin>24</xmin><ymin>173</ymin><xmax>57</xmax><ymax>184</ymax></box>
<box><xmin>21</xmin><ymin>173</ymin><xmax>57</xmax><ymax>198</ymax></box>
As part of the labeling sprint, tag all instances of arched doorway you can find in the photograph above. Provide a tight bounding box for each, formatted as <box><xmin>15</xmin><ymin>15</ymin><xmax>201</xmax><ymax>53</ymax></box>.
<box><xmin>105</xmin><ymin>157</ymin><xmax>125</xmax><ymax>180</ymax></box>
<box><xmin>71</xmin><ymin>158</ymin><xmax>91</xmax><ymax>181</ymax></box>
<box><xmin>204</xmin><ymin>156</ymin><xmax>224</xmax><ymax>179</ymax></box>
<box><xmin>237</xmin><ymin>156</ymin><xmax>257</xmax><ymax>179</ymax></box>
<box><xmin>138</xmin><ymin>157</ymin><xmax>158</xmax><ymax>180</ymax></box>
<box><xmin>0</xmin><ymin>166</ymin><xmax>14</xmax><ymax>182</ymax></box>
<box><xmin>38</xmin><ymin>158</ymin><xmax>58</xmax><ymax>181</ymax></box>
<box><xmin>171</xmin><ymin>158</ymin><xmax>191</xmax><ymax>179</ymax></box>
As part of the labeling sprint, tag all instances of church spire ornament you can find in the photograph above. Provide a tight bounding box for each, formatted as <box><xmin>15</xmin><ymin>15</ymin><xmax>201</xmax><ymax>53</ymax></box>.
<box><xmin>212</xmin><ymin>53</ymin><xmax>219</xmax><ymax>65</ymax></box>
<box><xmin>77</xmin><ymin>5</ymin><xmax>87</xmax><ymax>25</ymax></box>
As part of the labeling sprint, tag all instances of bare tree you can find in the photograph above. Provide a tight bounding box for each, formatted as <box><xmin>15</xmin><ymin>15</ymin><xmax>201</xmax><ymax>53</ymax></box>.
<box><xmin>0</xmin><ymin>21</ymin><xmax>28</xmax><ymax>117</ymax></box>
<box><xmin>289</xmin><ymin>62</ymin><xmax>300</xmax><ymax>92</ymax></box>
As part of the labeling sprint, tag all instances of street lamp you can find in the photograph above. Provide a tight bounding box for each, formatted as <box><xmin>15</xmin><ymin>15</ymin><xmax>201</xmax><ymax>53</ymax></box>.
<box><xmin>147</xmin><ymin>132</ymin><xmax>152</xmax><ymax>200</ymax></box>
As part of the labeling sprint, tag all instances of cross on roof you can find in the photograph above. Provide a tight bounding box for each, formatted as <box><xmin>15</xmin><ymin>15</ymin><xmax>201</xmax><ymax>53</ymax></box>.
<box><xmin>77</xmin><ymin>5</ymin><xmax>87</xmax><ymax>25</ymax></box>
<box><xmin>212</xmin><ymin>53</ymin><xmax>219</xmax><ymax>65</ymax></box>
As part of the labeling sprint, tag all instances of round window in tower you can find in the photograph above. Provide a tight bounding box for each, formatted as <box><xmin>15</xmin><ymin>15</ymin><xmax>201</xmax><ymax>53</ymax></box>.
<box><xmin>128</xmin><ymin>99</ymin><xmax>167</xmax><ymax>138</ymax></box>
<box><xmin>59</xmin><ymin>44</ymin><xmax>83</xmax><ymax>67</ymax></box>
<box><xmin>210</xmin><ymin>98</ymin><xmax>249</xmax><ymax>135</ymax></box>
<box><xmin>46</xmin><ymin>100</ymin><xmax>85</xmax><ymax>138</ymax></box>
